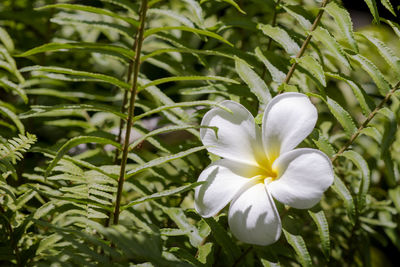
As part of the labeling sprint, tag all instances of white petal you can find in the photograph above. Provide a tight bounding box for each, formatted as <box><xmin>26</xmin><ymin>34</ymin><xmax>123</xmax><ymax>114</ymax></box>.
<box><xmin>262</xmin><ymin>93</ymin><xmax>317</xmax><ymax>162</ymax></box>
<box><xmin>269</xmin><ymin>148</ymin><xmax>334</xmax><ymax>209</ymax></box>
<box><xmin>228</xmin><ymin>182</ymin><xmax>281</xmax><ymax>246</ymax></box>
<box><xmin>195</xmin><ymin>159</ymin><xmax>261</xmax><ymax>218</ymax></box>
<box><xmin>200</xmin><ymin>100</ymin><xmax>267</xmax><ymax>166</ymax></box>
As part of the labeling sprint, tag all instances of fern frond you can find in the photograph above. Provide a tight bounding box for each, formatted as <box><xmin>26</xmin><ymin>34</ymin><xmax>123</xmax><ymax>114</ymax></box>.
<box><xmin>0</xmin><ymin>133</ymin><xmax>37</xmax><ymax>163</ymax></box>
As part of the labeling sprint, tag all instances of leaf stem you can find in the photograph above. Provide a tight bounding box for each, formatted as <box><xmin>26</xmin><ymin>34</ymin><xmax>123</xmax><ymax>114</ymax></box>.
<box><xmin>113</xmin><ymin>0</ymin><xmax>148</xmax><ymax>225</ymax></box>
<box><xmin>331</xmin><ymin>81</ymin><xmax>400</xmax><ymax>162</ymax></box>
<box><xmin>282</xmin><ymin>0</ymin><xmax>330</xmax><ymax>86</ymax></box>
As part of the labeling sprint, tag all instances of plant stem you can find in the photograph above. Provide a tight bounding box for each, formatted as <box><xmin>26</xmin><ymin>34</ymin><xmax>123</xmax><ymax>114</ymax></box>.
<box><xmin>113</xmin><ymin>0</ymin><xmax>148</xmax><ymax>225</ymax></box>
<box><xmin>282</xmin><ymin>0</ymin><xmax>330</xmax><ymax>87</ymax></box>
<box><xmin>267</xmin><ymin>0</ymin><xmax>281</xmax><ymax>51</ymax></box>
<box><xmin>114</xmin><ymin>30</ymin><xmax>140</xmax><ymax>164</ymax></box>
<box><xmin>232</xmin><ymin>246</ymin><xmax>253</xmax><ymax>267</ymax></box>
<box><xmin>262</xmin><ymin>0</ymin><xmax>281</xmax><ymax>80</ymax></box>
<box><xmin>331</xmin><ymin>81</ymin><xmax>400</xmax><ymax>162</ymax></box>
<box><xmin>114</xmin><ymin>90</ymin><xmax>129</xmax><ymax>163</ymax></box>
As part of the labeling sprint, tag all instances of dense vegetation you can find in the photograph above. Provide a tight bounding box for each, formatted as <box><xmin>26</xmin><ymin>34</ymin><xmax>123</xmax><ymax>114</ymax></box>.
<box><xmin>1</xmin><ymin>0</ymin><xmax>400</xmax><ymax>266</ymax></box>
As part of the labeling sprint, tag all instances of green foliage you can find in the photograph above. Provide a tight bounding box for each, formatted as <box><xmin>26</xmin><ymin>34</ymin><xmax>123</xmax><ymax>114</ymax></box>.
<box><xmin>1</xmin><ymin>0</ymin><xmax>400</xmax><ymax>266</ymax></box>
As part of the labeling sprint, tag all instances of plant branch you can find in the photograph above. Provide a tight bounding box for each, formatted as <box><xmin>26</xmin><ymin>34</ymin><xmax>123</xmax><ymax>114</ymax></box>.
<box><xmin>113</xmin><ymin>0</ymin><xmax>148</xmax><ymax>225</ymax></box>
<box><xmin>331</xmin><ymin>81</ymin><xmax>400</xmax><ymax>162</ymax></box>
<box><xmin>282</xmin><ymin>0</ymin><xmax>330</xmax><ymax>86</ymax></box>
<box><xmin>114</xmin><ymin>30</ymin><xmax>140</xmax><ymax>163</ymax></box>
<box><xmin>262</xmin><ymin>0</ymin><xmax>281</xmax><ymax>80</ymax></box>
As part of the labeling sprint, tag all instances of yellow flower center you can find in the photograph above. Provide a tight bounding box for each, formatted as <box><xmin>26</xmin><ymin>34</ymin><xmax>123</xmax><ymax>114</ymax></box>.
<box><xmin>252</xmin><ymin>167</ymin><xmax>278</xmax><ymax>185</ymax></box>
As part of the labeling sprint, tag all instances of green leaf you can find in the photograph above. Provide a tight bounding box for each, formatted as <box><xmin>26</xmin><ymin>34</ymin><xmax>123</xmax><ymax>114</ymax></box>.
<box><xmin>20</xmin><ymin>104</ymin><xmax>127</xmax><ymax>120</ymax></box>
<box><xmin>325</xmin><ymin>72</ymin><xmax>374</xmax><ymax>115</ymax></box>
<box><xmin>20</xmin><ymin>65</ymin><xmax>130</xmax><ymax>90</ymax></box>
<box><xmin>363</xmin><ymin>0</ymin><xmax>380</xmax><ymax>23</ymax></box>
<box><xmin>0</xmin><ymin>105</ymin><xmax>24</xmax><ymax>134</ymax></box>
<box><xmin>332</xmin><ymin>175</ymin><xmax>355</xmax><ymax>224</ymax></box>
<box><xmin>360</xmin><ymin>126</ymin><xmax>382</xmax><ymax>143</ymax></box>
<box><xmin>99</xmin><ymin>0</ymin><xmax>136</xmax><ymax>13</ymax></box>
<box><xmin>379</xmin><ymin>108</ymin><xmax>397</xmax><ymax>187</ymax></box>
<box><xmin>326</xmin><ymin>97</ymin><xmax>357</xmax><ymax>137</ymax></box>
<box><xmin>380</xmin><ymin>0</ymin><xmax>396</xmax><ymax>16</ymax></box>
<box><xmin>183</xmin><ymin>0</ymin><xmax>204</xmax><ymax>27</ymax></box>
<box><xmin>257</xmin><ymin>24</ymin><xmax>300</xmax><ymax>55</ymax></box>
<box><xmin>148</xmin><ymin>9</ymin><xmax>195</xmax><ymax>27</ymax></box>
<box><xmin>283</xmin><ymin>229</ymin><xmax>312</xmax><ymax>267</ymax></box>
<box><xmin>164</xmin><ymin>208</ymin><xmax>203</xmax><ymax>247</ymax></box>
<box><xmin>133</xmin><ymin>100</ymin><xmax>229</xmax><ymax>122</ymax></box>
<box><xmin>33</xmin><ymin>147</ymin><xmax>117</xmax><ymax>179</ymax></box>
<box><xmin>282</xmin><ymin>5</ymin><xmax>312</xmax><ymax>30</ymax></box>
<box><xmin>254</xmin><ymin>47</ymin><xmax>286</xmax><ymax>83</ymax></box>
<box><xmin>313</xmin><ymin>27</ymin><xmax>350</xmax><ymax>69</ymax></box>
<box><xmin>122</xmin><ymin>182</ymin><xmax>204</xmax><ymax>210</ymax></box>
<box><xmin>139</xmin><ymin>75</ymin><xmax>238</xmax><ymax>92</ymax></box>
<box><xmin>45</xmin><ymin>136</ymin><xmax>122</xmax><ymax>177</ymax></box>
<box><xmin>341</xmin><ymin>150</ymin><xmax>370</xmax><ymax>211</ymax></box>
<box><xmin>141</xmin><ymin>47</ymin><xmax>234</xmax><ymax>62</ymax></box>
<box><xmin>359</xmin><ymin>33</ymin><xmax>400</xmax><ymax>76</ymax></box>
<box><xmin>128</xmin><ymin>124</ymin><xmax>214</xmax><ymax>151</ymax></box>
<box><xmin>25</xmin><ymin>88</ymin><xmax>116</xmax><ymax>102</ymax></box>
<box><xmin>389</xmin><ymin>186</ymin><xmax>400</xmax><ymax>212</ymax></box>
<box><xmin>203</xmin><ymin>216</ymin><xmax>240</xmax><ymax>264</ymax></box>
<box><xmin>0</xmin><ymin>78</ymin><xmax>27</xmax><ymax>103</ymax></box>
<box><xmin>197</xmin><ymin>242</ymin><xmax>214</xmax><ymax>266</ymax></box>
<box><xmin>219</xmin><ymin>0</ymin><xmax>246</xmax><ymax>14</ymax></box>
<box><xmin>0</xmin><ymin>133</ymin><xmax>36</xmax><ymax>162</ymax></box>
<box><xmin>126</xmin><ymin>146</ymin><xmax>207</xmax><ymax>179</ymax></box>
<box><xmin>382</xmin><ymin>19</ymin><xmax>400</xmax><ymax>39</ymax></box>
<box><xmin>308</xmin><ymin>210</ymin><xmax>330</xmax><ymax>259</ymax></box>
<box><xmin>379</xmin><ymin>108</ymin><xmax>397</xmax><ymax>153</ymax></box>
<box><xmin>17</xmin><ymin>42</ymin><xmax>134</xmax><ymax>60</ymax></box>
<box><xmin>235</xmin><ymin>58</ymin><xmax>271</xmax><ymax>105</ymax></box>
<box><xmin>312</xmin><ymin>132</ymin><xmax>336</xmax><ymax>158</ymax></box>
<box><xmin>0</xmin><ymin>27</ymin><xmax>14</xmax><ymax>52</ymax></box>
<box><xmin>144</xmin><ymin>26</ymin><xmax>233</xmax><ymax>46</ymax></box>
<box><xmin>16</xmin><ymin>189</ymin><xmax>36</xmax><ymax>209</ymax></box>
<box><xmin>296</xmin><ymin>55</ymin><xmax>326</xmax><ymax>87</ymax></box>
<box><xmin>325</xmin><ymin>2</ymin><xmax>358</xmax><ymax>52</ymax></box>
<box><xmin>50</xmin><ymin>17</ymin><xmax>135</xmax><ymax>41</ymax></box>
<box><xmin>36</xmin><ymin>4</ymin><xmax>139</xmax><ymax>26</ymax></box>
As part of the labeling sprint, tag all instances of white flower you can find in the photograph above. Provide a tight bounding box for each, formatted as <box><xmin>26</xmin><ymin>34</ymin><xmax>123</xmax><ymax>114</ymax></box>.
<box><xmin>195</xmin><ymin>92</ymin><xmax>334</xmax><ymax>246</ymax></box>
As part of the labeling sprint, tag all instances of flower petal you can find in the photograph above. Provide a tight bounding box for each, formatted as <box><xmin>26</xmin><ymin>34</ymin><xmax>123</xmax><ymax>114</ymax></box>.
<box><xmin>195</xmin><ymin>159</ymin><xmax>261</xmax><ymax>218</ymax></box>
<box><xmin>200</xmin><ymin>100</ymin><xmax>266</xmax><ymax>166</ymax></box>
<box><xmin>269</xmin><ymin>148</ymin><xmax>334</xmax><ymax>209</ymax></box>
<box><xmin>262</xmin><ymin>93</ymin><xmax>317</xmax><ymax>162</ymax></box>
<box><xmin>228</xmin><ymin>182</ymin><xmax>281</xmax><ymax>246</ymax></box>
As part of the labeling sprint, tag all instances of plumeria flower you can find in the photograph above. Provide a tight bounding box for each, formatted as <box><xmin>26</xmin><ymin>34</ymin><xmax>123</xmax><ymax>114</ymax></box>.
<box><xmin>195</xmin><ymin>92</ymin><xmax>334</xmax><ymax>246</ymax></box>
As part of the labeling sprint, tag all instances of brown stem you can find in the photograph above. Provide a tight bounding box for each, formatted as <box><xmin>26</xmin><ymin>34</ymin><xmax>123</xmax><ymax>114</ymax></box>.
<box><xmin>113</xmin><ymin>0</ymin><xmax>148</xmax><ymax>225</ymax></box>
<box><xmin>114</xmin><ymin>33</ymin><xmax>139</xmax><ymax>163</ymax></box>
<box><xmin>331</xmin><ymin>81</ymin><xmax>400</xmax><ymax>162</ymax></box>
<box><xmin>282</xmin><ymin>0</ymin><xmax>330</xmax><ymax>87</ymax></box>
<box><xmin>114</xmin><ymin>90</ymin><xmax>129</xmax><ymax>163</ymax></box>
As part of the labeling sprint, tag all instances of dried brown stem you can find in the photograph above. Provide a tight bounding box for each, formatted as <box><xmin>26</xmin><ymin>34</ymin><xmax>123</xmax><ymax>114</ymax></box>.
<box><xmin>331</xmin><ymin>81</ymin><xmax>400</xmax><ymax>162</ymax></box>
